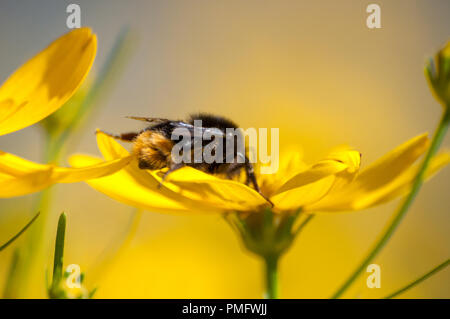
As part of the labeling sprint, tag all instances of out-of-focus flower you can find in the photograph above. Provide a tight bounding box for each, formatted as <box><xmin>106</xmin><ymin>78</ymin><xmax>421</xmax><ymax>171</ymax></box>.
<box><xmin>0</xmin><ymin>28</ymin><xmax>96</xmax><ymax>136</ymax></box>
<box><xmin>425</xmin><ymin>41</ymin><xmax>450</xmax><ymax>107</ymax></box>
<box><xmin>0</xmin><ymin>28</ymin><xmax>133</xmax><ymax>197</ymax></box>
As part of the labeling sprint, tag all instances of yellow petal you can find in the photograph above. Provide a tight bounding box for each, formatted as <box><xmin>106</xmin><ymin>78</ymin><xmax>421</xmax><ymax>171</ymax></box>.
<box><xmin>272</xmin><ymin>161</ymin><xmax>345</xmax><ymax>196</ymax></box>
<box><xmin>314</xmin><ymin>148</ymin><xmax>362</xmax><ymax>196</ymax></box>
<box><xmin>0</xmin><ymin>28</ymin><xmax>97</xmax><ymax>135</ymax></box>
<box><xmin>273</xmin><ymin>149</ymin><xmax>360</xmax><ymax>196</ymax></box>
<box><xmin>326</xmin><ymin>148</ymin><xmax>361</xmax><ymax>174</ymax></box>
<box><xmin>96</xmin><ymin>130</ymin><xmax>130</xmax><ymax>159</ymax></box>
<box><xmin>70</xmin><ymin>155</ymin><xmax>219</xmax><ymax>214</ymax></box>
<box><xmin>353</xmin><ymin>152</ymin><xmax>450</xmax><ymax>209</ymax></box>
<box><xmin>0</xmin><ymin>168</ymin><xmax>53</xmax><ymax>198</ymax></box>
<box><xmin>0</xmin><ymin>150</ymin><xmax>49</xmax><ymax>176</ymax></box>
<box><xmin>271</xmin><ymin>175</ymin><xmax>337</xmax><ymax>211</ymax></box>
<box><xmin>93</xmin><ymin>131</ymin><xmax>267</xmax><ymax>212</ymax></box>
<box><xmin>305</xmin><ymin>134</ymin><xmax>431</xmax><ymax>212</ymax></box>
<box><xmin>54</xmin><ymin>156</ymin><xmax>133</xmax><ymax>183</ymax></box>
<box><xmin>257</xmin><ymin>150</ymin><xmax>307</xmax><ymax>198</ymax></box>
<box><xmin>269</xmin><ymin>149</ymin><xmax>361</xmax><ymax>211</ymax></box>
<box><xmin>0</xmin><ymin>150</ymin><xmax>131</xmax><ymax>198</ymax></box>
<box><xmin>0</xmin><ymin>151</ymin><xmax>55</xmax><ymax>197</ymax></box>
<box><xmin>150</xmin><ymin>167</ymin><xmax>267</xmax><ymax>211</ymax></box>
<box><xmin>352</xmin><ymin>133</ymin><xmax>429</xmax><ymax>191</ymax></box>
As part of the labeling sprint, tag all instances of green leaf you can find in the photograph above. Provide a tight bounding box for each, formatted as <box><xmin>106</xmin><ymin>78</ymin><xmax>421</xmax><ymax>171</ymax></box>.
<box><xmin>0</xmin><ymin>212</ymin><xmax>40</xmax><ymax>252</ymax></box>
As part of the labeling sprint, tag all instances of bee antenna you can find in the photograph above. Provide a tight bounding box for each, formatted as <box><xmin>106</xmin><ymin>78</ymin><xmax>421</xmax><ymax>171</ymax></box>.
<box><xmin>125</xmin><ymin>116</ymin><xmax>169</xmax><ymax>123</ymax></box>
<box><xmin>125</xmin><ymin>116</ymin><xmax>150</xmax><ymax>121</ymax></box>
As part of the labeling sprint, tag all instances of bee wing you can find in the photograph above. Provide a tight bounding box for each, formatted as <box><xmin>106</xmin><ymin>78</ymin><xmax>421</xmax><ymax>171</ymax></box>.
<box><xmin>127</xmin><ymin>117</ymin><xmax>227</xmax><ymax>138</ymax></box>
<box><xmin>126</xmin><ymin>116</ymin><xmax>170</xmax><ymax>124</ymax></box>
<box><xmin>169</xmin><ymin>122</ymin><xmax>226</xmax><ymax>138</ymax></box>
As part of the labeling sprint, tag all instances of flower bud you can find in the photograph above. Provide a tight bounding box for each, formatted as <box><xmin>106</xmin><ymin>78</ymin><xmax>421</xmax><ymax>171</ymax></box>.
<box><xmin>425</xmin><ymin>41</ymin><xmax>450</xmax><ymax>107</ymax></box>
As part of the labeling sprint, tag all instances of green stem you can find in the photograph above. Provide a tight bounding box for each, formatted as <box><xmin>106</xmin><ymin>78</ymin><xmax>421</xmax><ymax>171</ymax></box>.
<box><xmin>2</xmin><ymin>249</ymin><xmax>20</xmax><ymax>298</ymax></box>
<box><xmin>51</xmin><ymin>213</ymin><xmax>66</xmax><ymax>290</ymax></box>
<box><xmin>264</xmin><ymin>255</ymin><xmax>279</xmax><ymax>299</ymax></box>
<box><xmin>3</xmin><ymin>135</ymin><xmax>56</xmax><ymax>297</ymax></box>
<box><xmin>294</xmin><ymin>214</ymin><xmax>315</xmax><ymax>237</ymax></box>
<box><xmin>384</xmin><ymin>259</ymin><xmax>449</xmax><ymax>299</ymax></box>
<box><xmin>332</xmin><ymin>108</ymin><xmax>450</xmax><ymax>299</ymax></box>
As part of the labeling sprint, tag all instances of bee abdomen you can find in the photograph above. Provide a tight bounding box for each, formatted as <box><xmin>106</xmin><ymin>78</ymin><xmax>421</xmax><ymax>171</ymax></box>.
<box><xmin>132</xmin><ymin>130</ymin><xmax>174</xmax><ymax>170</ymax></box>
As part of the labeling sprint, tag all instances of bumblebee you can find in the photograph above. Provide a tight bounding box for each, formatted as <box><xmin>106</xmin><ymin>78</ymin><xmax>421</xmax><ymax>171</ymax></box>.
<box><xmin>102</xmin><ymin>113</ymin><xmax>271</xmax><ymax>204</ymax></box>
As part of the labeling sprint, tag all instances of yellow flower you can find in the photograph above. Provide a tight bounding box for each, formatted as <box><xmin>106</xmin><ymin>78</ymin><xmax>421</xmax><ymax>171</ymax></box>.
<box><xmin>0</xmin><ymin>28</ymin><xmax>133</xmax><ymax>197</ymax></box>
<box><xmin>63</xmin><ymin>131</ymin><xmax>449</xmax><ymax>266</ymax></box>
<box><xmin>67</xmin><ymin>131</ymin><xmax>449</xmax><ymax>216</ymax></box>
<box><xmin>0</xmin><ymin>28</ymin><xmax>96</xmax><ymax>136</ymax></box>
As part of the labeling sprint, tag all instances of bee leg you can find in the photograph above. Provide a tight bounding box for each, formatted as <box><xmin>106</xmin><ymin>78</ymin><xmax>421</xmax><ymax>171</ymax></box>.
<box><xmin>157</xmin><ymin>162</ymin><xmax>185</xmax><ymax>189</ymax></box>
<box><xmin>225</xmin><ymin>162</ymin><xmax>244</xmax><ymax>180</ymax></box>
<box><xmin>245</xmin><ymin>161</ymin><xmax>274</xmax><ymax>208</ymax></box>
<box><xmin>99</xmin><ymin>130</ymin><xmax>138</xmax><ymax>142</ymax></box>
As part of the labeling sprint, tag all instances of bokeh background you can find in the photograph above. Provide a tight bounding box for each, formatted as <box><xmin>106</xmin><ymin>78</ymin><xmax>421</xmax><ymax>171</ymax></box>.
<box><xmin>0</xmin><ymin>0</ymin><xmax>449</xmax><ymax>298</ymax></box>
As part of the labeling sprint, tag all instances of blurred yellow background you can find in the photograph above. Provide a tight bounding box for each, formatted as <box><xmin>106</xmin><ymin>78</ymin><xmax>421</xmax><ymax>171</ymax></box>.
<box><xmin>0</xmin><ymin>0</ymin><xmax>449</xmax><ymax>298</ymax></box>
